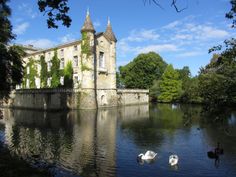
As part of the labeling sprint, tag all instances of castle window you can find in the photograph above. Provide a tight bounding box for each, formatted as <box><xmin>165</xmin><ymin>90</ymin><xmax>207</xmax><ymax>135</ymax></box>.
<box><xmin>60</xmin><ymin>76</ymin><xmax>64</xmax><ymax>85</ymax></box>
<box><xmin>100</xmin><ymin>41</ymin><xmax>104</xmax><ymax>46</ymax></box>
<box><xmin>74</xmin><ymin>45</ymin><xmax>78</xmax><ymax>51</ymax></box>
<box><xmin>99</xmin><ymin>52</ymin><xmax>105</xmax><ymax>68</ymax></box>
<box><xmin>48</xmin><ymin>52</ymin><xmax>51</xmax><ymax>60</ymax></box>
<box><xmin>37</xmin><ymin>64</ymin><xmax>41</xmax><ymax>75</ymax></box>
<box><xmin>35</xmin><ymin>77</ymin><xmax>40</xmax><ymax>88</ymax></box>
<box><xmin>90</xmin><ymin>40</ymin><xmax>94</xmax><ymax>47</ymax></box>
<box><xmin>73</xmin><ymin>56</ymin><xmax>78</xmax><ymax>67</ymax></box>
<box><xmin>47</xmin><ymin>77</ymin><xmax>52</xmax><ymax>87</ymax></box>
<box><xmin>26</xmin><ymin>79</ymin><xmax>30</xmax><ymax>88</ymax></box>
<box><xmin>27</xmin><ymin>66</ymin><xmax>30</xmax><ymax>74</ymax></box>
<box><xmin>47</xmin><ymin>61</ymin><xmax>52</xmax><ymax>72</ymax></box>
<box><xmin>60</xmin><ymin>49</ymin><xmax>64</xmax><ymax>57</ymax></box>
<box><xmin>60</xmin><ymin>58</ymin><xmax>64</xmax><ymax>69</ymax></box>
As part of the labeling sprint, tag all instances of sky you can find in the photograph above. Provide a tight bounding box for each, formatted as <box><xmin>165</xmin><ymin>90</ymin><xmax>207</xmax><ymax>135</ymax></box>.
<box><xmin>9</xmin><ymin>0</ymin><xmax>235</xmax><ymax>76</ymax></box>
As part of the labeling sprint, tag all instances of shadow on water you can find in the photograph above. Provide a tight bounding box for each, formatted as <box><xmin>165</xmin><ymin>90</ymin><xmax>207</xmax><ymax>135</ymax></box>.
<box><xmin>0</xmin><ymin>103</ymin><xmax>236</xmax><ymax>177</ymax></box>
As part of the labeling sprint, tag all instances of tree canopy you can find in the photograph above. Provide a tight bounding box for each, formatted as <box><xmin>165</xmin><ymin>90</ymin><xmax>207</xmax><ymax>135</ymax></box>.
<box><xmin>158</xmin><ymin>64</ymin><xmax>182</xmax><ymax>102</ymax></box>
<box><xmin>119</xmin><ymin>52</ymin><xmax>167</xmax><ymax>89</ymax></box>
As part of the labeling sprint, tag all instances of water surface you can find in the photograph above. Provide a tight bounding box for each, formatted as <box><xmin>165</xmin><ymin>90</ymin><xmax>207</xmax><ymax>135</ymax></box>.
<box><xmin>0</xmin><ymin>104</ymin><xmax>236</xmax><ymax>177</ymax></box>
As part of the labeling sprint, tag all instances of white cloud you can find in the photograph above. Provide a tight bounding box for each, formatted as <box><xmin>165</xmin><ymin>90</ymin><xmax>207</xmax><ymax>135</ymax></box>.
<box><xmin>163</xmin><ymin>20</ymin><xmax>181</xmax><ymax>29</ymax></box>
<box><xmin>176</xmin><ymin>51</ymin><xmax>205</xmax><ymax>58</ymax></box>
<box><xmin>13</xmin><ymin>22</ymin><xmax>29</xmax><ymax>35</ymax></box>
<box><xmin>59</xmin><ymin>34</ymin><xmax>76</xmax><ymax>43</ymax></box>
<box><xmin>135</xmin><ymin>44</ymin><xmax>179</xmax><ymax>54</ymax></box>
<box><xmin>199</xmin><ymin>26</ymin><xmax>229</xmax><ymax>39</ymax></box>
<box><xmin>125</xmin><ymin>29</ymin><xmax>160</xmax><ymax>42</ymax></box>
<box><xmin>21</xmin><ymin>39</ymin><xmax>55</xmax><ymax>49</ymax></box>
<box><xmin>173</xmin><ymin>34</ymin><xmax>193</xmax><ymax>40</ymax></box>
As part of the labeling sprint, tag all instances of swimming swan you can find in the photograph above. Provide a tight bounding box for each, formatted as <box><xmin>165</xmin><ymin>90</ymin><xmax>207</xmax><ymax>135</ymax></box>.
<box><xmin>169</xmin><ymin>155</ymin><xmax>179</xmax><ymax>166</ymax></box>
<box><xmin>138</xmin><ymin>150</ymin><xmax>157</xmax><ymax>160</ymax></box>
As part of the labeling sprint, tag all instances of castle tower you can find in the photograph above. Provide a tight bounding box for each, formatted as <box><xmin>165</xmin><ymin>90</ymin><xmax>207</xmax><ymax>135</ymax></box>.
<box><xmin>95</xmin><ymin>18</ymin><xmax>118</xmax><ymax>107</ymax></box>
<box><xmin>79</xmin><ymin>10</ymin><xmax>97</xmax><ymax>109</ymax></box>
<box><xmin>103</xmin><ymin>18</ymin><xmax>117</xmax><ymax>89</ymax></box>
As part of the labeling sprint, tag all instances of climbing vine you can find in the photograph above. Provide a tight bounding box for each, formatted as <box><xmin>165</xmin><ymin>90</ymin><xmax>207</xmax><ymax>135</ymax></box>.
<box><xmin>81</xmin><ymin>63</ymin><xmax>91</xmax><ymax>71</ymax></box>
<box><xmin>81</xmin><ymin>32</ymin><xmax>92</xmax><ymax>56</ymax></box>
<box><xmin>51</xmin><ymin>50</ymin><xmax>61</xmax><ymax>88</ymax></box>
<box><xmin>64</xmin><ymin>61</ymin><xmax>73</xmax><ymax>88</ymax></box>
<box><xmin>24</xmin><ymin>57</ymin><xmax>38</xmax><ymax>88</ymax></box>
<box><xmin>40</xmin><ymin>55</ymin><xmax>48</xmax><ymax>88</ymax></box>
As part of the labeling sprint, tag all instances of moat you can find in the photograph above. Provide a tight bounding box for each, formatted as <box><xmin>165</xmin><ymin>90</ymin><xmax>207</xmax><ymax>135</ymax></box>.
<box><xmin>0</xmin><ymin>104</ymin><xmax>236</xmax><ymax>177</ymax></box>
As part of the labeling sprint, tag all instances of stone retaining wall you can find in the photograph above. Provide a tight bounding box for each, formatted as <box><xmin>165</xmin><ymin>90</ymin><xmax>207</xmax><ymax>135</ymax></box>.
<box><xmin>117</xmin><ymin>89</ymin><xmax>149</xmax><ymax>106</ymax></box>
<box><xmin>1</xmin><ymin>88</ymin><xmax>149</xmax><ymax>110</ymax></box>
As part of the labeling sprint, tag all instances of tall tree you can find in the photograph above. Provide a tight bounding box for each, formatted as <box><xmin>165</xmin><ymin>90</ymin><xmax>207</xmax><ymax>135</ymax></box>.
<box><xmin>158</xmin><ymin>64</ymin><xmax>182</xmax><ymax>102</ymax></box>
<box><xmin>198</xmin><ymin>54</ymin><xmax>236</xmax><ymax>105</ymax></box>
<box><xmin>40</xmin><ymin>55</ymin><xmax>48</xmax><ymax>88</ymax></box>
<box><xmin>63</xmin><ymin>61</ymin><xmax>73</xmax><ymax>88</ymax></box>
<box><xmin>119</xmin><ymin>52</ymin><xmax>167</xmax><ymax>89</ymax></box>
<box><xmin>0</xmin><ymin>0</ymin><xmax>25</xmax><ymax>100</ymax></box>
<box><xmin>51</xmin><ymin>51</ymin><xmax>61</xmax><ymax>88</ymax></box>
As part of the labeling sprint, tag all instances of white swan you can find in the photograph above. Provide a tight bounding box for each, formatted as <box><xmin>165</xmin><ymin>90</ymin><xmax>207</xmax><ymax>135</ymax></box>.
<box><xmin>138</xmin><ymin>150</ymin><xmax>157</xmax><ymax>160</ymax></box>
<box><xmin>169</xmin><ymin>155</ymin><xmax>179</xmax><ymax>166</ymax></box>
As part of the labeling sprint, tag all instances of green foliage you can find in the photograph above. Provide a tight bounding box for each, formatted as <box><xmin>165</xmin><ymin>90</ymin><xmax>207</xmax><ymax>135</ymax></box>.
<box><xmin>37</xmin><ymin>0</ymin><xmax>71</xmax><ymax>28</ymax></box>
<box><xmin>64</xmin><ymin>61</ymin><xmax>73</xmax><ymax>88</ymax></box>
<box><xmin>0</xmin><ymin>0</ymin><xmax>24</xmax><ymax>100</ymax></box>
<box><xmin>198</xmin><ymin>54</ymin><xmax>236</xmax><ymax>105</ymax></box>
<box><xmin>81</xmin><ymin>63</ymin><xmax>91</xmax><ymax>71</ymax></box>
<box><xmin>50</xmin><ymin>50</ymin><xmax>61</xmax><ymax>88</ymax></box>
<box><xmin>0</xmin><ymin>0</ymin><xmax>15</xmax><ymax>43</ymax></box>
<box><xmin>40</xmin><ymin>55</ymin><xmax>48</xmax><ymax>88</ymax></box>
<box><xmin>149</xmin><ymin>80</ymin><xmax>161</xmax><ymax>102</ymax></box>
<box><xmin>158</xmin><ymin>65</ymin><xmax>183</xmax><ymax>102</ymax></box>
<box><xmin>24</xmin><ymin>58</ymin><xmax>37</xmax><ymax>88</ymax></box>
<box><xmin>119</xmin><ymin>52</ymin><xmax>167</xmax><ymax>89</ymax></box>
<box><xmin>81</xmin><ymin>32</ymin><xmax>92</xmax><ymax>56</ymax></box>
<box><xmin>116</xmin><ymin>72</ymin><xmax>124</xmax><ymax>88</ymax></box>
<box><xmin>180</xmin><ymin>77</ymin><xmax>202</xmax><ymax>103</ymax></box>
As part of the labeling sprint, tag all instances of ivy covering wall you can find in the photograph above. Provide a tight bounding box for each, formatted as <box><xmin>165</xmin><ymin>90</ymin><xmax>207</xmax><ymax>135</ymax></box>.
<box><xmin>81</xmin><ymin>32</ymin><xmax>92</xmax><ymax>71</ymax></box>
<box><xmin>64</xmin><ymin>61</ymin><xmax>73</xmax><ymax>88</ymax></box>
<box><xmin>51</xmin><ymin>50</ymin><xmax>61</xmax><ymax>88</ymax></box>
<box><xmin>23</xmin><ymin>58</ymin><xmax>37</xmax><ymax>88</ymax></box>
<box><xmin>40</xmin><ymin>55</ymin><xmax>48</xmax><ymax>88</ymax></box>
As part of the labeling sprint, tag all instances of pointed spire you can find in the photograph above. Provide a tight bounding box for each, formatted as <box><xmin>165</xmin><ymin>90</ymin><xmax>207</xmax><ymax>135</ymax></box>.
<box><xmin>104</xmin><ymin>17</ymin><xmax>117</xmax><ymax>42</ymax></box>
<box><xmin>81</xmin><ymin>9</ymin><xmax>95</xmax><ymax>33</ymax></box>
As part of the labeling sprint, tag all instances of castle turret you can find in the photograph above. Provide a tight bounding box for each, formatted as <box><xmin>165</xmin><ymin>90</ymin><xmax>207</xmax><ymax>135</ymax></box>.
<box><xmin>80</xmin><ymin>10</ymin><xmax>97</xmax><ymax>109</ymax></box>
<box><xmin>104</xmin><ymin>18</ymin><xmax>117</xmax><ymax>89</ymax></box>
<box><xmin>81</xmin><ymin>10</ymin><xmax>95</xmax><ymax>33</ymax></box>
<box><xmin>104</xmin><ymin>18</ymin><xmax>117</xmax><ymax>43</ymax></box>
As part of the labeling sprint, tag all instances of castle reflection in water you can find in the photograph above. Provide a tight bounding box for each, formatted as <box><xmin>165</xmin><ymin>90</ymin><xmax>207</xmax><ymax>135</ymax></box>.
<box><xmin>2</xmin><ymin>105</ymin><xmax>149</xmax><ymax>177</ymax></box>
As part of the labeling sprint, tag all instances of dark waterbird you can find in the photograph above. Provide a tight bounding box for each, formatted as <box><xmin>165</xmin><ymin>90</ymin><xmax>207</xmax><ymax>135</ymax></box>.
<box><xmin>207</xmin><ymin>143</ymin><xmax>224</xmax><ymax>159</ymax></box>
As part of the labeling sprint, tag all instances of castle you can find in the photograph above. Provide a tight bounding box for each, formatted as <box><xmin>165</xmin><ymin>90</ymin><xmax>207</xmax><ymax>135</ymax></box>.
<box><xmin>10</xmin><ymin>11</ymin><xmax>149</xmax><ymax>110</ymax></box>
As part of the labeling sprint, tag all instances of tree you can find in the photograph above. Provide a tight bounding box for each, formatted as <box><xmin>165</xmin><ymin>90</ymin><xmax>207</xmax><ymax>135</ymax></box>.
<box><xmin>38</xmin><ymin>0</ymin><xmax>71</xmax><ymax>28</ymax></box>
<box><xmin>158</xmin><ymin>64</ymin><xmax>182</xmax><ymax>102</ymax></box>
<box><xmin>119</xmin><ymin>52</ymin><xmax>167</xmax><ymax>89</ymax></box>
<box><xmin>63</xmin><ymin>61</ymin><xmax>73</xmax><ymax>88</ymax></box>
<box><xmin>181</xmin><ymin>77</ymin><xmax>202</xmax><ymax>103</ymax></box>
<box><xmin>149</xmin><ymin>80</ymin><xmax>161</xmax><ymax>102</ymax></box>
<box><xmin>40</xmin><ymin>55</ymin><xmax>48</xmax><ymax>88</ymax></box>
<box><xmin>198</xmin><ymin>54</ymin><xmax>236</xmax><ymax>106</ymax></box>
<box><xmin>0</xmin><ymin>0</ymin><xmax>25</xmax><ymax>100</ymax></box>
<box><xmin>24</xmin><ymin>58</ymin><xmax>38</xmax><ymax>88</ymax></box>
<box><xmin>51</xmin><ymin>51</ymin><xmax>61</xmax><ymax>88</ymax></box>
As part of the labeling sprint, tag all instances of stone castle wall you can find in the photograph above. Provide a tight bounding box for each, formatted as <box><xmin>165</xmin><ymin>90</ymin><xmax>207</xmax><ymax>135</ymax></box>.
<box><xmin>1</xmin><ymin>89</ymin><xmax>149</xmax><ymax>110</ymax></box>
<box><xmin>117</xmin><ymin>89</ymin><xmax>149</xmax><ymax>106</ymax></box>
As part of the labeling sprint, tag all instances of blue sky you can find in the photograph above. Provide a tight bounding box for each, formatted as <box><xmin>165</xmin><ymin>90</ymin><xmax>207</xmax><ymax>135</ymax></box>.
<box><xmin>9</xmin><ymin>0</ymin><xmax>235</xmax><ymax>76</ymax></box>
